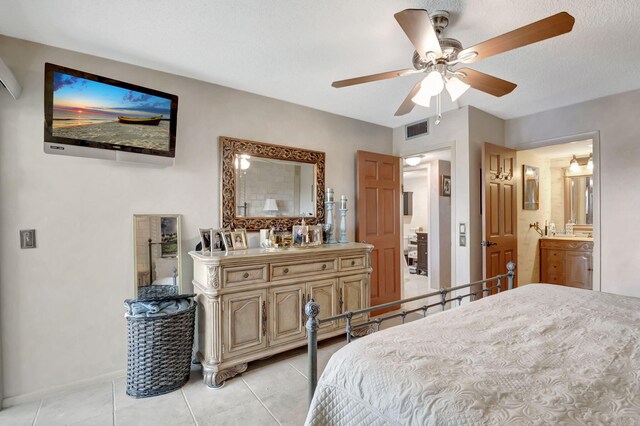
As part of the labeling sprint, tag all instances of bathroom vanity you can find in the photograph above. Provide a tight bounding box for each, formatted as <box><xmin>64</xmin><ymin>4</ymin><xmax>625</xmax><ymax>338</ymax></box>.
<box><xmin>540</xmin><ymin>237</ymin><xmax>593</xmax><ymax>290</ymax></box>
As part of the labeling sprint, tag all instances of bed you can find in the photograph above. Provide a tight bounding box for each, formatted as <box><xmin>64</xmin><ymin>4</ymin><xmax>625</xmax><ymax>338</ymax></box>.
<box><xmin>305</xmin><ymin>284</ymin><xmax>640</xmax><ymax>425</ymax></box>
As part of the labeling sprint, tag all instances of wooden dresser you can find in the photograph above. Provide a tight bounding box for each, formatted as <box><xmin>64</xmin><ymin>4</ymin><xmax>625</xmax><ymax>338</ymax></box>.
<box><xmin>189</xmin><ymin>243</ymin><xmax>373</xmax><ymax>387</ymax></box>
<box><xmin>415</xmin><ymin>232</ymin><xmax>428</xmax><ymax>276</ymax></box>
<box><xmin>540</xmin><ymin>238</ymin><xmax>593</xmax><ymax>290</ymax></box>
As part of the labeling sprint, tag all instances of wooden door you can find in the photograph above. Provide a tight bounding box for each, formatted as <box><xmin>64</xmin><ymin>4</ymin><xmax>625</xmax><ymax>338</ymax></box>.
<box><xmin>356</xmin><ymin>151</ymin><xmax>401</xmax><ymax>314</ymax></box>
<box><xmin>268</xmin><ymin>283</ymin><xmax>306</xmax><ymax>347</ymax></box>
<box><xmin>483</xmin><ymin>143</ymin><xmax>518</xmax><ymax>293</ymax></box>
<box><xmin>307</xmin><ymin>279</ymin><xmax>338</xmax><ymax>333</ymax></box>
<box><xmin>223</xmin><ymin>290</ymin><xmax>268</xmax><ymax>359</ymax></box>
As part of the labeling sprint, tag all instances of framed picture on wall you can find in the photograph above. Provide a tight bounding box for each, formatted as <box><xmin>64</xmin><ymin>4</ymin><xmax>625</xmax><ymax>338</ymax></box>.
<box><xmin>523</xmin><ymin>164</ymin><xmax>540</xmax><ymax>210</ymax></box>
<box><xmin>160</xmin><ymin>217</ymin><xmax>178</xmax><ymax>257</ymax></box>
<box><xmin>441</xmin><ymin>175</ymin><xmax>451</xmax><ymax>197</ymax></box>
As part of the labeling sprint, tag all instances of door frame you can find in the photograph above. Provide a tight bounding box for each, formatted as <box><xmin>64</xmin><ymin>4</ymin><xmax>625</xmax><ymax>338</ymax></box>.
<box><xmin>511</xmin><ymin>131</ymin><xmax>601</xmax><ymax>292</ymax></box>
<box><xmin>399</xmin><ymin>144</ymin><xmax>457</xmax><ymax>294</ymax></box>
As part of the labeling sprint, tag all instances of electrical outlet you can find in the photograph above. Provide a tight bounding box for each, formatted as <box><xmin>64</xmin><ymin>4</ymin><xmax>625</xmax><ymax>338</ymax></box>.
<box><xmin>20</xmin><ymin>229</ymin><xmax>36</xmax><ymax>249</ymax></box>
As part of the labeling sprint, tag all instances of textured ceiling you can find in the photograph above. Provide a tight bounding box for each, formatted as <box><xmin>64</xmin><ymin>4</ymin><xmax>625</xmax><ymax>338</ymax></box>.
<box><xmin>1</xmin><ymin>0</ymin><xmax>640</xmax><ymax>127</ymax></box>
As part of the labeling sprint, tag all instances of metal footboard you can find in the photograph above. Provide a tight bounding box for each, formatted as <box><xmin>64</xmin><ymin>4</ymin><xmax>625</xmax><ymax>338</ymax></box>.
<box><xmin>304</xmin><ymin>262</ymin><xmax>516</xmax><ymax>405</ymax></box>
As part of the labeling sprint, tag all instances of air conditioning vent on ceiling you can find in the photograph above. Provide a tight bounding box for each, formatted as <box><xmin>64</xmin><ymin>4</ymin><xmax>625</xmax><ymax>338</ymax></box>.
<box><xmin>405</xmin><ymin>120</ymin><xmax>429</xmax><ymax>140</ymax></box>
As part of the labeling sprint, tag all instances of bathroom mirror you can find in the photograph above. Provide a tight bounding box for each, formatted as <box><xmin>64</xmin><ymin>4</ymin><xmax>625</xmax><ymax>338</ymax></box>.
<box><xmin>522</xmin><ymin>164</ymin><xmax>539</xmax><ymax>210</ymax></box>
<box><xmin>221</xmin><ymin>136</ymin><xmax>325</xmax><ymax>231</ymax></box>
<box><xmin>565</xmin><ymin>175</ymin><xmax>593</xmax><ymax>225</ymax></box>
<box><xmin>133</xmin><ymin>214</ymin><xmax>182</xmax><ymax>298</ymax></box>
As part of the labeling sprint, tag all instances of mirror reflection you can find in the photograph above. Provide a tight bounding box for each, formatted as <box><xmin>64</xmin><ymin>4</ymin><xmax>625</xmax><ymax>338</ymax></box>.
<box><xmin>133</xmin><ymin>214</ymin><xmax>182</xmax><ymax>298</ymax></box>
<box><xmin>567</xmin><ymin>175</ymin><xmax>593</xmax><ymax>225</ymax></box>
<box><xmin>523</xmin><ymin>164</ymin><xmax>539</xmax><ymax>210</ymax></box>
<box><xmin>235</xmin><ymin>155</ymin><xmax>316</xmax><ymax>217</ymax></box>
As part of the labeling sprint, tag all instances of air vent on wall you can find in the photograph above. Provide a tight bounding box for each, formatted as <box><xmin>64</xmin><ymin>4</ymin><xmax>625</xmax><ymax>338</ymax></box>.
<box><xmin>405</xmin><ymin>120</ymin><xmax>429</xmax><ymax>140</ymax></box>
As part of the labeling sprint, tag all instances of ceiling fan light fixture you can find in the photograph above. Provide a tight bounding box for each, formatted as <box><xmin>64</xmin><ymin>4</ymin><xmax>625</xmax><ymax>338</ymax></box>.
<box><xmin>411</xmin><ymin>87</ymin><xmax>431</xmax><ymax>107</ymax></box>
<box><xmin>405</xmin><ymin>156</ymin><xmax>422</xmax><ymax>166</ymax></box>
<box><xmin>445</xmin><ymin>76</ymin><xmax>470</xmax><ymax>102</ymax></box>
<box><xmin>423</xmin><ymin>70</ymin><xmax>445</xmax><ymax>96</ymax></box>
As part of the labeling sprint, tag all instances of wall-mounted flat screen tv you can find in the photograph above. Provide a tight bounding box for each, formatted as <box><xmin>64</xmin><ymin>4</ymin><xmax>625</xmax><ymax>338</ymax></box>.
<box><xmin>44</xmin><ymin>63</ymin><xmax>178</xmax><ymax>165</ymax></box>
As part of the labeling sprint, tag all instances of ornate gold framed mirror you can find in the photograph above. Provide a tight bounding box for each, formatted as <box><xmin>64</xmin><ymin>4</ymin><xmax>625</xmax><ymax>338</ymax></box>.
<box><xmin>220</xmin><ymin>136</ymin><xmax>325</xmax><ymax>231</ymax></box>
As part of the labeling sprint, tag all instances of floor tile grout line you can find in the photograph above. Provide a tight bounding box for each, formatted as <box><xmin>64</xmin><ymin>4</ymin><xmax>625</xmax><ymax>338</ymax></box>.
<box><xmin>287</xmin><ymin>361</ymin><xmax>310</xmax><ymax>380</ymax></box>
<box><xmin>181</xmin><ymin>388</ymin><xmax>198</xmax><ymax>426</ymax></box>
<box><xmin>241</xmin><ymin>377</ymin><xmax>283</xmax><ymax>426</ymax></box>
<box><xmin>31</xmin><ymin>398</ymin><xmax>43</xmax><ymax>426</ymax></box>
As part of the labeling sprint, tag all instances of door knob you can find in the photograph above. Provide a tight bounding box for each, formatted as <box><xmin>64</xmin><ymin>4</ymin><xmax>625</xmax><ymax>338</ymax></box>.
<box><xmin>481</xmin><ymin>241</ymin><xmax>498</xmax><ymax>247</ymax></box>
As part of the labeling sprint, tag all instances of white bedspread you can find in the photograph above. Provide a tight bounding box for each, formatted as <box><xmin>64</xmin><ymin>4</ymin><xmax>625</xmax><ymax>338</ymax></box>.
<box><xmin>305</xmin><ymin>284</ymin><xmax>640</xmax><ymax>425</ymax></box>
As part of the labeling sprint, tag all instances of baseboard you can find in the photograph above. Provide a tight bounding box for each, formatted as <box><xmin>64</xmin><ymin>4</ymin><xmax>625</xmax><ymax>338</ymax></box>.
<box><xmin>1</xmin><ymin>369</ymin><xmax>126</xmax><ymax>409</ymax></box>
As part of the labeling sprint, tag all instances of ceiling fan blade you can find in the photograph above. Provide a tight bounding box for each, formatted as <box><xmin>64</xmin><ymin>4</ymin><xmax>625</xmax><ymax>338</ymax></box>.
<box><xmin>457</xmin><ymin>68</ymin><xmax>517</xmax><ymax>97</ymax></box>
<box><xmin>332</xmin><ymin>69</ymin><xmax>420</xmax><ymax>88</ymax></box>
<box><xmin>459</xmin><ymin>12</ymin><xmax>575</xmax><ymax>64</ymax></box>
<box><xmin>394</xmin><ymin>9</ymin><xmax>443</xmax><ymax>60</ymax></box>
<box><xmin>395</xmin><ymin>80</ymin><xmax>422</xmax><ymax>116</ymax></box>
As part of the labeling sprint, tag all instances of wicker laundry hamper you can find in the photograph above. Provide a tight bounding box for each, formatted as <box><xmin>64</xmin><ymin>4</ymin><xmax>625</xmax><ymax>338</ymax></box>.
<box><xmin>124</xmin><ymin>294</ymin><xmax>196</xmax><ymax>398</ymax></box>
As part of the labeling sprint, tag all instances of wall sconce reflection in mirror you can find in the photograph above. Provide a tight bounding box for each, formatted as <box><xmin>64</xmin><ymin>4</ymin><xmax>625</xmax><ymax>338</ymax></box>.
<box><xmin>522</xmin><ymin>164</ymin><xmax>539</xmax><ymax>210</ymax></box>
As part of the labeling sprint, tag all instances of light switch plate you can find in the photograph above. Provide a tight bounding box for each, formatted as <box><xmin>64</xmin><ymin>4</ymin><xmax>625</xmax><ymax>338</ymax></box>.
<box><xmin>20</xmin><ymin>229</ymin><xmax>36</xmax><ymax>249</ymax></box>
<box><xmin>459</xmin><ymin>223</ymin><xmax>466</xmax><ymax>235</ymax></box>
<box><xmin>459</xmin><ymin>235</ymin><xmax>466</xmax><ymax>247</ymax></box>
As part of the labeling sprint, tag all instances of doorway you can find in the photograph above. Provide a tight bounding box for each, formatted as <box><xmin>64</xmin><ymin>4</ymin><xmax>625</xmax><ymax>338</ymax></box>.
<box><xmin>401</xmin><ymin>148</ymin><xmax>453</xmax><ymax>307</ymax></box>
<box><xmin>515</xmin><ymin>138</ymin><xmax>597</xmax><ymax>288</ymax></box>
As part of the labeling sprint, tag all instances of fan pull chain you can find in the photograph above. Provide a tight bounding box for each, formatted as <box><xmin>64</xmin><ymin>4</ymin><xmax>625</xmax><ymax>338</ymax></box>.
<box><xmin>435</xmin><ymin>93</ymin><xmax>442</xmax><ymax>125</ymax></box>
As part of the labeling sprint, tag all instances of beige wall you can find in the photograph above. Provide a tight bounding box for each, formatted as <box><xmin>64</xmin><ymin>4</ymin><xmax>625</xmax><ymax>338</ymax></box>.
<box><xmin>0</xmin><ymin>36</ymin><xmax>392</xmax><ymax>403</ymax></box>
<box><xmin>549</xmin><ymin>159</ymin><xmax>566</xmax><ymax>228</ymax></box>
<box><xmin>393</xmin><ymin>108</ymin><xmax>469</xmax><ymax>284</ymax></box>
<box><xmin>506</xmin><ymin>88</ymin><xmax>640</xmax><ymax>297</ymax></box>
<box><xmin>516</xmin><ymin>151</ymin><xmax>551</xmax><ymax>284</ymax></box>
<box><xmin>468</xmin><ymin>107</ymin><xmax>506</xmax><ymax>281</ymax></box>
<box><xmin>431</xmin><ymin>160</ymin><xmax>451</xmax><ymax>288</ymax></box>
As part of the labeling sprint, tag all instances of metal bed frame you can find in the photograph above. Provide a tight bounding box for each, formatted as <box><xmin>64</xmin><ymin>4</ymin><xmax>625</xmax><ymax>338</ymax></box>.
<box><xmin>304</xmin><ymin>261</ymin><xmax>516</xmax><ymax>405</ymax></box>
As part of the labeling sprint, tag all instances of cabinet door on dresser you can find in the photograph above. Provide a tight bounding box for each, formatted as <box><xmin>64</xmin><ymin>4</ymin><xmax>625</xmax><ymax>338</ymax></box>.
<box><xmin>269</xmin><ymin>283</ymin><xmax>306</xmax><ymax>347</ymax></box>
<box><xmin>222</xmin><ymin>289</ymin><xmax>268</xmax><ymax>359</ymax></box>
<box><xmin>565</xmin><ymin>251</ymin><xmax>592</xmax><ymax>289</ymax></box>
<box><xmin>307</xmin><ymin>279</ymin><xmax>338</xmax><ymax>333</ymax></box>
<box><xmin>339</xmin><ymin>275</ymin><xmax>367</xmax><ymax>322</ymax></box>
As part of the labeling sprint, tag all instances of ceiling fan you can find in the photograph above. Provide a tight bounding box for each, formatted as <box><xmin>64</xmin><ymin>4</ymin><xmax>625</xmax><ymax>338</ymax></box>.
<box><xmin>332</xmin><ymin>9</ymin><xmax>575</xmax><ymax>124</ymax></box>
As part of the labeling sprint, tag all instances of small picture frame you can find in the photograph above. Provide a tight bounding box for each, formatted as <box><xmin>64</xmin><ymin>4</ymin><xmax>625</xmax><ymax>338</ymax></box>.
<box><xmin>441</xmin><ymin>175</ymin><xmax>451</xmax><ymax>197</ymax></box>
<box><xmin>231</xmin><ymin>229</ymin><xmax>248</xmax><ymax>250</ymax></box>
<box><xmin>199</xmin><ymin>228</ymin><xmax>213</xmax><ymax>255</ymax></box>
<box><xmin>20</xmin><ymin>229</ymin><xmax>36</xmax><ymax>249</ymax></box>
<box><xmin>222</xmin><ymin>231</ymin><xmax>234</xmax><ymax>251</ymax></box>
<box><xmin>211</xmin><ymin>228</ymin><xmax>229</xmax><ymax>252</ymax></box>
<box><xmin>292</xmin><ymin>224</ymin><xmax>323</xmax><ymax>247</ymax></box>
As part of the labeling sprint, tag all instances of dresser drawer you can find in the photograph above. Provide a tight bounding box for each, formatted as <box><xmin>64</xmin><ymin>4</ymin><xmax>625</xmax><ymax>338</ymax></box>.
<box><xmin>340</xmin><ymin>255</ymin><xmax>366</xmax><ymax>271</ymax></box>
<box><xmin>223</xmin><ymin>265</ymin><xmax>268</xmax><ymax>287</ymax></box>
<box><xmin>271</xmin><ymin>258</ymin><xmax>337</xmax><ymax>280</ymax></box>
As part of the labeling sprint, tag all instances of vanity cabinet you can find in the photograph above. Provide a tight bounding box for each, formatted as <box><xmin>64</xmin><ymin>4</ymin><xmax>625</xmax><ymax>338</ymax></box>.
<box><xmin>540</xmin><ymin>239</ymin><xmax>593</xmax><ymax>290</ymax></box>
<box><xmin>190</xmin><ymin>243</ymin><xmax>373</xmax><ymax>388</ymax></box>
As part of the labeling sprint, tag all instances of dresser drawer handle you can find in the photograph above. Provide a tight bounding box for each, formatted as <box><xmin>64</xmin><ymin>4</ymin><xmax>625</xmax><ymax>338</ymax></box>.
<box><xmin>242</xmin><ymin>272</ymin><xmax>250</xmax><ymax>279</ymax></box>
<box><xmin>283</xmin><ymin>268</ymin><xmax>289</xmax><ymax>274</ymax></box>
<box><xmin>351</xmin><ymin>260</ymin><xmax>356</xmax><ymax>266</ymax></box>
<box><xmin>321</xmin><ymin>264</ymin><xmax>327</xmax><ymax>270</ymax></box>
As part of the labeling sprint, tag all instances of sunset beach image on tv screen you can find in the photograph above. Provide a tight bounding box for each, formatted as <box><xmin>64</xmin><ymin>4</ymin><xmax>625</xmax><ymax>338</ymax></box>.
<box><xmin>51</xmin><ymin>72</ymin><xmax>173</xmax><ymax>151</ymax></box>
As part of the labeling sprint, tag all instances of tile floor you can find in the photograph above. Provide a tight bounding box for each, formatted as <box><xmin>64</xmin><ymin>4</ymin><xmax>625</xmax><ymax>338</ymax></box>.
<box><xmin>0</xmin><ymin>278</ymin><xmax>438</xmax><ymax>426</ymax></box>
